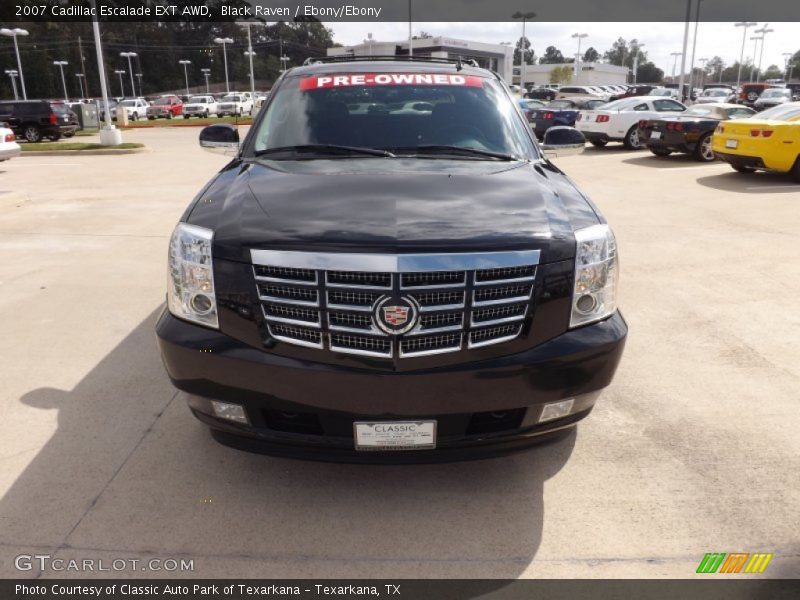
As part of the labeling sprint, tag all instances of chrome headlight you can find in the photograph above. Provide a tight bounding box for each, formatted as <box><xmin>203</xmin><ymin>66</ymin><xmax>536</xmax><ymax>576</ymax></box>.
<box><xmin>570</xmin><ymin>224</ymin><xmax>618</xmax><ymax>328</ymax></box>
<box><xmin>167</xmin><ymin>223</ymin><xmax>218</xmax><ymax>329</ymax></box>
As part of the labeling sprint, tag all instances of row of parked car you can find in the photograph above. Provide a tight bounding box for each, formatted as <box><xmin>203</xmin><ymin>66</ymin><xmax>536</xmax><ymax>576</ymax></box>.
<box><xmin>91</xmin><ymin>90</ymin><xmax>270</xmax><ymax>122</ymax></box>
<box><xmin>519</xmin><ymin>92</ymin><xmax>800</xmax><ymax>180</ymax></box>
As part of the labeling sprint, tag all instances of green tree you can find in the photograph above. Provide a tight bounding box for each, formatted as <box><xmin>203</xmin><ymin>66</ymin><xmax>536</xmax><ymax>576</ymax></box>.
<box><xmin>513</xmin><ymin>37</ymin><xmax>535</xmax><ymax>66</ymax></box>
<box><xmin>762</xmin><ymin>64</ymin><xmax>783</xmax><ymax>80</ymax></box>
<box><xmin>635</xmin><ymin>62</ymin><xmax>663</xmax><ymax>84</ymax></box>
<box><xmin>549</xmin><ymin>65</ymin><xmax>573</xmax><ymax>84</ymax></box>
<box><xmin>706</xmin><ymin>56</ymin><xmax>725</xmax><ymax>83</ymax></box>
<box><xmin>540</xmin><ymin>46</ymin><xmax>565</xmax><ymax>64</ymax></box>
<box><xmin>582</xmin><ymin>47</ymin><xmax>600</xmax><ymax>62</ymax></box>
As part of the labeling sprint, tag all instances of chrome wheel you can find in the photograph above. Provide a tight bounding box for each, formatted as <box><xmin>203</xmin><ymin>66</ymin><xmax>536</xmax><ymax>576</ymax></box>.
<box><xmin>699</xmin><ymin>135</ymin><xmax>714</xmax><ymax>162</ymax></box>
<box><xmin>24</xmin><ymin>126</ymin><xmax>41</xmax><ymax>143</ymax></box>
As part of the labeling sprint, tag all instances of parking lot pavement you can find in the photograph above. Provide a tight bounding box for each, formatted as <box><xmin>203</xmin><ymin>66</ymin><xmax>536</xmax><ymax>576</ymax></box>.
<box><xmin>0</xmin><ymin>129</ymin><xmax>798</xmax><ymax>579</ymax></box>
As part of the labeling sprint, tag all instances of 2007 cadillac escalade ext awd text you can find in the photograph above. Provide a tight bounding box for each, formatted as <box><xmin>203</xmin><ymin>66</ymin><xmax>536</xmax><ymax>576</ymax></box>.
<box><xmin>155</xmin><ymin>58</ymin><xmax>627</xmax><ymax>462</ymax></box>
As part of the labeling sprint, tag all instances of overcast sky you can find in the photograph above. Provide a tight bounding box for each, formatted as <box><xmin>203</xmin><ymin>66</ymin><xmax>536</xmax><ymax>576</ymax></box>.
<box><xmin>326</xmin><ymin>22</ymin><xmax>799</xmax><ymax>77</ymax></box>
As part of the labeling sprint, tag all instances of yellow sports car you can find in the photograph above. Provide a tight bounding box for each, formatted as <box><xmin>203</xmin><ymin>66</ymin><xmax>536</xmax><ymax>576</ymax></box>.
<box><xmin>712</xmin><ymin>102</ymin><xmax>800</xmax><ymax>181</ymax></box>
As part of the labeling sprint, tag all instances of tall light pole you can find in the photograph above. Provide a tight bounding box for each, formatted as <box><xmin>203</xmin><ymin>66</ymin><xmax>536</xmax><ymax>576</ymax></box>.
<box><xmin>120</xmin><ymin>52</ymin><xmax>137</xmax><ymax>98</ymax></box>
<box><xmin>512</xmin><ymin>11</ymin><xmax>536</xmax><ymax>93</ymax></box>
<box><xmin>754</xmin><ymin>24</ymin><xmax>774</xmax><ymax>82</ymax></box>
<box><xmin>632</xmin><ymin>43</ymin><xmax>645</xmax><ymax>84</ymax></box>
<box><xmin>90</xmin><ymin>0</ymin><xmax>122</xmax><ymax>146</ymax></box>
<box><xmin>749</xmin><ymin>35</ymin><xmax>762</xmax><ymax>81</ymax></box>
<box><xmin>75</xmin><ymin>73</ymin><xmax>86</xmax><ymax>98</ymax></box>
<box><xmin>178</xmin><ymin>60</ymin><xmax>191</xmax><ymax>97</ymax></box>
<box><xmin>671</xmin><ymin>52</ymin><xmax>682</xmax><ymax>80</ymax></box>
<box><xmin>0</xmin><ymin>28</ymin><xmax>29</xmax><ymax>100</ymax></box>
<box><xmin>53</xmin><ymin>60</ymin><xmax>69</xmax><ymax>101</ymax></box>
<box><xmin>687</xmin><ymin>0</ymin><xmax>703</xmax><ymax>95</ymax></box>
<box><xmin>734</xmin><ymin>22</ymin><xmax>757</xmax><ymax>96</ymax></box>
<box><xmin>5</xmin><ymin>69</ymin><xmax>19</xmax><ymax>100</ymax></box>
<box><xmin>677</xmin><ymin>0</ymin><xmax>691</xmax><ymax>102</ymax></box>
<box><xmin>201</xmin><ymin>68</ymin><xmax>211</xmax><ymax>93</ymax></box>
<box><xmin>784</xmin><ymin>53</ymin><xmax>794</xmax><ymax>81</ymax></box>
<box><xmin>135</xmin><ymin>72</ymin><xmax>143</xmax><ymax>96</ymax></box>
<box><xmin>280</xmin><ymin>55</ymin><xmax>290</xmax><ymax>72</ymax></box>
<box><xmin>571</xmin><ymin>33</ymin><xmax>588</xmax><ymax>81</ymax></box>
<box><xmin>408</xmin><ymin>0</ymin><xmax>413</xmax><ymax>57</ymax></box>
<box><xmin>697</xmin><ymin>57</ymin><xmax>708</xmax><ymax>89</ymax></box>
<box><xmin>114</xmin><ymin>70</ymin><xmax>126</xmax><ymax>98</ymax></box>
<box><xmin>238</xmin><ymin>22</ymin><xmax>256</xmax><ymax>99</ymax></box>
<box><xmin>214</xmin><ymin>37</ymin><xmax>234</xmax><ymax>93</ymax></box>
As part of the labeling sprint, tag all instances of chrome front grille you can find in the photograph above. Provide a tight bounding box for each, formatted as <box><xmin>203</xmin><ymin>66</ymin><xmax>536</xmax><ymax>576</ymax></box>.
<box><xmin>251</xmin><ymin>250</ymin><xmax>540</xmax><ymax>359</ymax></box>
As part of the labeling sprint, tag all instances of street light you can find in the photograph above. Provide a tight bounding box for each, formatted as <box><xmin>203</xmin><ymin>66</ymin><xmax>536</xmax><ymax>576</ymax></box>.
<box><xmin>5</xmin><ymin>69</ymin><xmax>19</xmax><ymax>100</ymax></box>
<box><xmin>201</xmin><ymin>68</ymin><xmax>211</xmax><ymax>93</ymax></box>
<box><xmin>179</xmin><ymin>60</ymin><xmax>191</xmax><ymax>97</ymax></box>
<box><xmin>75</xmin><ymin>73</ymin><xmax>86</xmax><ymax>98</ymax></box>
<box><xmin>114</xmin><ymin>70</ymin><xmax>126</xmax><ymax>98</ymax></box>
<box><xmin>53</xmin><ymin>60</ymin><xmax>69</xmax><ymax>101</ymax></box>
<box><xmin>754</xmin><ymin>24</ymin><xmax>774</xmax><ymax>82</ymax></box>
<box><xmin>120</xmin><ymin>52</ymin><xmax>138</xmax><ymax>98</ymax></box>
<box><xmin>213</xmin><ymin>37</ymin><xmax>234</xmax><ymax>93</ymax></box>
<box><xmin>687</xmin><ymin>0</ymin><xmax>703</xmax><ymax>95</ymax></box>
<box><xmin>0</xmin><ymin>28</ymin><xmax>29</xmax><ymax>100</ymax></box>
<box><xmin>512</xmin><ymin>11</ymin><xmax>536</xmax><ymax>93</ymax></box>
<box><xmin>632</xmin><ymin>43</ymin><xmax>645</xmax><ymax>84</ymax></box>
<box><xmin>571</xmin><ymin>33</ymin><xmax>588</xmax><ymax>81</ymax></box>
<box><xmin>697</xmin><ymin>58</ymin><xmax>708</xmax><ymax>88</ymax></box>
<box><xmin>749</xmin><ymin>36</ymin><xmax>762</xmax><ymax>81</ymax></box>
<box><xmin>238</xmin><ymin>22</ymin><xmax>258</xmax><ymax>100</ymax></box>
<box><xmin>670</xmin><ymin>52</ymin><xmax>683</xmax><ymax>80</ymax></box>
<box><xmin>784</xmin><ymin>53</ymin><xmax>794</xmax><ymax>81</ymax></box>
<box><xmin>89</xmin><ymin>0</ymin><xmax>122</xmax><ymax>146</ymax></box>
<box><xmin>734</xmin><ymin>22</ymin><xmax>757</xmax><ymax>96</ymax></box>
<box><xmin>280</xmin><ymin>55</ymin><xmax>290</xmax><ymax>72</ymax></box>
<box><xmin>135</xmin><ymin>73</ymin><xmax>143</xmax><ymax>96</ymax></box>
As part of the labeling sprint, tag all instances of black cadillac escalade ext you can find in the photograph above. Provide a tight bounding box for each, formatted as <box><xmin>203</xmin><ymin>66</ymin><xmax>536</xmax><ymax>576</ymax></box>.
<box><xmin>156</xmin><ymin>58</ymin><xmax>627</xmax><ymax>462</ymax></box>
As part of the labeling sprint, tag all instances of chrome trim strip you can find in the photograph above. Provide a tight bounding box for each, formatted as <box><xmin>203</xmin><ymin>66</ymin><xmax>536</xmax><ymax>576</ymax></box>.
<box><xmin>473</xmin><ymin>274</ymin><xmax>536</xmax><ymax>287</ymax></box>
<box><xmin>470</xmin><ymin>313</ymin><xmax>526</xmax><ymax>327</ymax></box>
<box><xmin>468</xmin><ymin>331</ymin><xmax>523</xmax><ymax>349</ymax></box>
<box><xmin>324</xmin><ymin>272</ymin><xmax>392</xmax><ymax>291</ymax></box>
<box><xmin>326</xmin><ymin>302</ymin><xmax>373</xmax><ymax>313</ymax></box>
<box><xmin>262</xmin><ymin>307</ymin><xmax>322</xmax><ymax>329</ymax></box>
<box><xmin>251</xmin><ymin>249</ymin><xmax>541</xmax><ymax>272</ymax></box>
<box><xmin>267</xmin><ymin>325</ymin><xmax>324</xmax><ymax>349</ymax></box>
<box><xmin>329</xmin><ymin>336</ymin><xmax>393</xmax><ymax>358</ymax></box>
<box><xmin>399</xmin><ymin>335</ymin><xmax>463</xmax><ymax>358</ymax></box>
<box><xmin>418</xmin><ymin>303</ymin><xmax>466</xmax><ymax>313</ymax></box>
<box><xmin>472</xmin><ymin>296</ymin><xmax>531</xmax><ymax>307</ymax></box>
<box><xmin>254</xmin><ymin>275</ymin><xmax>318</xmax><ymax>286</ymax></box>
<box><xmin>257</xmin><ymin>294</ymin><xmax>320</xmax><ymax>308</ymax></box>
<box><xmin>407</xmin><ymin>323</ymin><xmax>463</xmax><ymax>336</ymax></box>
<box><xmin>400</xmin><ymin>282</ymin><xmax>466</xmax><ymax>290</ymax></box>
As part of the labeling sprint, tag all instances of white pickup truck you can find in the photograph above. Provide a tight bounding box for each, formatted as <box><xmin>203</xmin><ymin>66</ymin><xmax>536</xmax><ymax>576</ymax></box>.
<box><xmin>183</xmin><ymin>95</ymin><xmax>218</xmax><ymax>118</ymax></box>
<box><xmin>216</xmin><ymin>93</ymin><xmax>253</xmax><ymax>117</ymax></box>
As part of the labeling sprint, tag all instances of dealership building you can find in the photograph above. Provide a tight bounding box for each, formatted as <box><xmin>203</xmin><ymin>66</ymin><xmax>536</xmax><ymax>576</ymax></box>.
<box><xmin>514</xmin><ymin>62</ymin><xmax>630</xmax><ymax>88</ymax></box>
<box><xmin>327</xmin><ymin>37</ymin><xmax>514</xmax><ymax>82</ymax></box>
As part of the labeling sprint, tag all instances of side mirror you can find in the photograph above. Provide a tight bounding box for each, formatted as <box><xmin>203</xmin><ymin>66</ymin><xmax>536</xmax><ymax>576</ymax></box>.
<box><xmin>541</xmin><ymin>126</ymin><xmax>586</xmax><ymax>158</ymax></box>
<box><xmin>199</xmin><ymin>124</ymin><xmax>239</xmax><ymax>156</ymax></box>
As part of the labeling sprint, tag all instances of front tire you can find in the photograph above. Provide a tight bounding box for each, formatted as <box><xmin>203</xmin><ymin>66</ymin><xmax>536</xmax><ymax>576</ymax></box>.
<box><xmin>790</xmin><ymin>157</ymin><xmax>800</xmax><ymax>183</ymax></box>
<box><xmin>623</xmin><ymin>125</ymin><xmax>642</xmax><ymax>150</ymax></box>
<box><xmin>589</xmin><ymin>139</ymin><xmax>608</xmax><ymax>147</ymax></box>
<box><xmin>693</xmin><ymin>133</ymin><xmax>715</xmax><ymax>162</ymax></box>
<box><xmin>23</xmin><ymin>125</ymin><xmax>42</xmax><ymax>143</ymax></box>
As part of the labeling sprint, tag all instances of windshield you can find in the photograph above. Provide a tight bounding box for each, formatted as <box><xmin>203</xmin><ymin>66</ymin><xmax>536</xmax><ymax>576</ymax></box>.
<box><xmin>703</xmin><ymin>90</ymin><xmax>727</xmax><ymax>97</ymax></box>
<box><xmin>683</xmin><ymin>107</ymin><xmax>714</xmax><ymax>117</ymax></box>
<box><xmin>547</xmin><ymin>100</ymin><xmax>574</xmax><ymax>109</ymax></box>
<box><xmin>600</xmin><ymin>98</ymin><xmax>640</xmax><ymax>111</ymax></box>
<box><xmin>119</xmin><ymin>100</ymin><xmax>136</xmax><ymax>107</ymax></box>
<box><xmin>649</xmin><ymin>89</ymin><xmax>671</xmax><ymax>96</ymax></box>
<box><xmin>756</xmin><ymin>104</ymin><xmax>800</xmax><ymax>120</ymax></box>
<box><xmin>188</xmin><ymin>97</ymin><xmax>207</xmax><ymax>103</ymax></box>
<box><xmin>153</xmin><ymin>98</ymin><xmax>171</xmax><ymax>105</ymax></box>
<box><xmin>223</xmin><ymin>95</ymin><xmax>242</xmax><ymax>102</ymax></box>
<box><xmin>51</xmin><ymin>104</ymin><xmax>71</xmax><ymax>114</ymax></box>
<box><xmin>251</xmin><ymin>72</ymin><xmax>535</xmax><ymax>160</ymax></box>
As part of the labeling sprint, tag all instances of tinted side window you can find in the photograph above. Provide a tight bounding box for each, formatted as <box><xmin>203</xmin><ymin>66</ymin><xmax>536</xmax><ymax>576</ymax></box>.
<box><xmin>0</xmin><ymin>102</ymin><xmax>13</xmax><ymax>115</ymax></box>
<box><xmin>653</xmin><ymin>100</ymin><xmax>683</xmax><ymax>112</ymax></box>
<box><xmin>633</xmin><ymin>103</ymin><xmax>649</xmax><ymax>111</ymax></box>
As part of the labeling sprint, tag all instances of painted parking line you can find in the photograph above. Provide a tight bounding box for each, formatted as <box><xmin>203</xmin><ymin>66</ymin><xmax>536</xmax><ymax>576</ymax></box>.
<box><xmin>8</xmin><ymin>162</ymin><xmax>82</xmax><ymax>167</ymax></box>
<box><xmin>745</xmin><ymin>185</ymin><xmax>800</xmax><ymax>191</ymax></box>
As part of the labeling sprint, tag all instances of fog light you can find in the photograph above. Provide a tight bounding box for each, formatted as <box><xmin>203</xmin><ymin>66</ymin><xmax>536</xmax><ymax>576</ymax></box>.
<box><xmin>539</xmin><ymin>399</ymin><xmax>574</xmax><ymax>423</ymax></box>
<box><xmin>210</xmin><ymin>401</ymin><xmax>249</xmax><ymax>424</ymax></box>
<box><xmin>190</xmin><ymin>293</ymin><xmax>213</xmax><ymax>314</ymax></box>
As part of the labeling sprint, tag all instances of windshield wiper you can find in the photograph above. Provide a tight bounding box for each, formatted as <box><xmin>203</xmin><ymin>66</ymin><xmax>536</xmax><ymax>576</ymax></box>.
<box><xmin>396</xmin><ymin>145</ymin><xmax>518</xmax><ymax>161</ymax></box>
<box><xmin>254</xmin><ymin>144</ymin><xmax>396</xmax><ymax>159</ymax></box>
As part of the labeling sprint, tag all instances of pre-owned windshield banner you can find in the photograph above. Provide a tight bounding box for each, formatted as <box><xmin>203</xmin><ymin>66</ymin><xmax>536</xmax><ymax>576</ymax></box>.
<box><xmin>4</xmin><ymin>0</ymin><xmax>800</xmax><ymax>22</ymax></box>
<box><xmin>299</xmin><ymin>73</ymin><xmax>484</xmax><ymax>90</ymax></box>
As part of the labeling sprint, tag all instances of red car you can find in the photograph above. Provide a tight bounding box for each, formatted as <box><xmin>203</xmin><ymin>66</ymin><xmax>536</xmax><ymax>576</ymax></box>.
<box><xmin>146</xmin><ymin>95</ymin><xmax>183</xmax><ymax>120</ymax></box>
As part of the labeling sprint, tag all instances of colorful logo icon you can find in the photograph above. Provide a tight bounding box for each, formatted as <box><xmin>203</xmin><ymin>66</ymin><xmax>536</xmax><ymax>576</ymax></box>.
<box><xmin>696</xmin><ymin>552</ymin><xmax>773</xmax><ymax>574</ymax></box>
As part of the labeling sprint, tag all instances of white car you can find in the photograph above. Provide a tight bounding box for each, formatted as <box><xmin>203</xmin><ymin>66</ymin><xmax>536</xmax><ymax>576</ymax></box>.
<box><xmin>183</xmin><ymin>95</ymin><xmax>218</xmax><ymax>118</ymax></box>
<box><xmin>216</xmin><ymin>93</ymin><xmax>253</xmax><ymax>117</ymax></box>
<box><xmin>648</xmin><ymin>87</ymin><xmax>681</xmax><ymax>100</ymax></box>
<box><xmin>0</xmin><ymin>124</ymin><xmax>21</xmax><ymax>162</ymax></box>
<box><xmin>695</xmin><ymin>88</ymin><xmax>736</xmax><ymax>104</ymax></box>
<box><xmin>576</xmin><ymin>96</ymin><xmax>687</xmax><ymax>149</ymax></box>
<box><xmin>111</xmin><ymin>98</ymin><xmax>149</xmax><ymax>121</ymax></box>
<box><xmin>557</xmin><ymin>85</ymin><xmax>611</xmax><ymax>101</ymax></box>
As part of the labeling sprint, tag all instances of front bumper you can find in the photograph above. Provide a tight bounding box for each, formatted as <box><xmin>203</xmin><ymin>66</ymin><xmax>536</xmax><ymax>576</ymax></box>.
<box><xmin>156</xmin><ymin>309</ymin><xmax>627</xmax><ymax>462</ymax></box>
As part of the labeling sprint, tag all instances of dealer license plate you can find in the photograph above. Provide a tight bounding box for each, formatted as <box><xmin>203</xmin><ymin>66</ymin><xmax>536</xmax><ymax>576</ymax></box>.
<box><xmin>354</xmin><ymin>420</ymin><xmax>436</xmax><ymax>451</ymax></box>
<box><xmin>726</xmin><ymin>139</ymin><xmax>738</xmax><ymax>149</ymax></box>
<box><xmin>651</xmin><ymin>131</ymin><xmax>661</xmax><ymax>139</ymax></box>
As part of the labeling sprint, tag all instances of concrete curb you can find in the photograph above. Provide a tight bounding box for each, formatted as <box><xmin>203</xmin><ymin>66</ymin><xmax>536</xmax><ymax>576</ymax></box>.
<box><xmin>19</xmin><ymin>147</ymin><xmax>148</xmax><ymax>157</ymax></box>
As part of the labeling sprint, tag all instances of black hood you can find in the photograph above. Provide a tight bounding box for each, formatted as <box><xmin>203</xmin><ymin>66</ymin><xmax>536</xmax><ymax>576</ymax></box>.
<box><xmin>188</xmin><ymin>158</ymin><xmax>601</xmax><ymax>264</ymax></box>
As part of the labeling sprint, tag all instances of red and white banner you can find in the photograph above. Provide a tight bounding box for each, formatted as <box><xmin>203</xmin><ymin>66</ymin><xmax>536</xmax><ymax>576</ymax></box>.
<box><xmin>299</xmin><ymin>73</ymin><xmax>484</xmax><ymax>91</ymax></box>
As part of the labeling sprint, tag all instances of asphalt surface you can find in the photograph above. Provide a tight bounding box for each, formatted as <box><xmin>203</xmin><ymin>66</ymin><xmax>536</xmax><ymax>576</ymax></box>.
<box><xmin>0</xmin><ymin>128</ymin><xmax>798</xmax><ymax>579</ymax></box>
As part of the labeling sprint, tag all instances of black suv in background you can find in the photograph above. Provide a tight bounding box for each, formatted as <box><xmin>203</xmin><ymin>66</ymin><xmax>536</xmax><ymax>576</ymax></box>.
<box><xmin>156</xmin><ymin>58</ymin><xmax>627</xmax><ymax>462</ymax></box>
<box><xmin>0</xmin><ymin>100</ymin><xmax>79</xmax><ymax>142</ymax></box>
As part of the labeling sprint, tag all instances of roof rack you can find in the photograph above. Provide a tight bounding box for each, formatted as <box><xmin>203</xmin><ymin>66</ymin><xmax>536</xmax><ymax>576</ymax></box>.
<box><xmin>302</xmin><ymin>55</ymin><xmax>480</xmax><ymax>68</ymax></box>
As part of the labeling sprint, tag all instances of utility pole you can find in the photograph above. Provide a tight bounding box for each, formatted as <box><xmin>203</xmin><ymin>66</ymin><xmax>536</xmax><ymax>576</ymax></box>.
<box><xmin>78</xmin><ymin>36</ymin><xmax>88</xmax><ymax>96</ymax></box>
<box><xmin>677</xmin><ymin>0</ymin><xmax>691</xmax><ymax>102</ymax></box>
<box><xmin>201</xmin><ymin>68</ymin><xmax>211</xmax><ymax>93</ymax></box>
<box><xmin>754</xmin><ymin>24</ymin><xmax>774</xmax><ymax>83</ymax></box>
<box><xmin>512</xmin><ymin>11</ymin><xmax>536</xmax><ymax>94</ymax></box>
<box><xmin>734</xmin><ymin>22</ymin><xmax>757</xmax><ymax>96</ymax></box>
<box><xmin>687</xmin><ymin>0</ymin><xmax>702</xmax><ymax>96</ymax></box>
